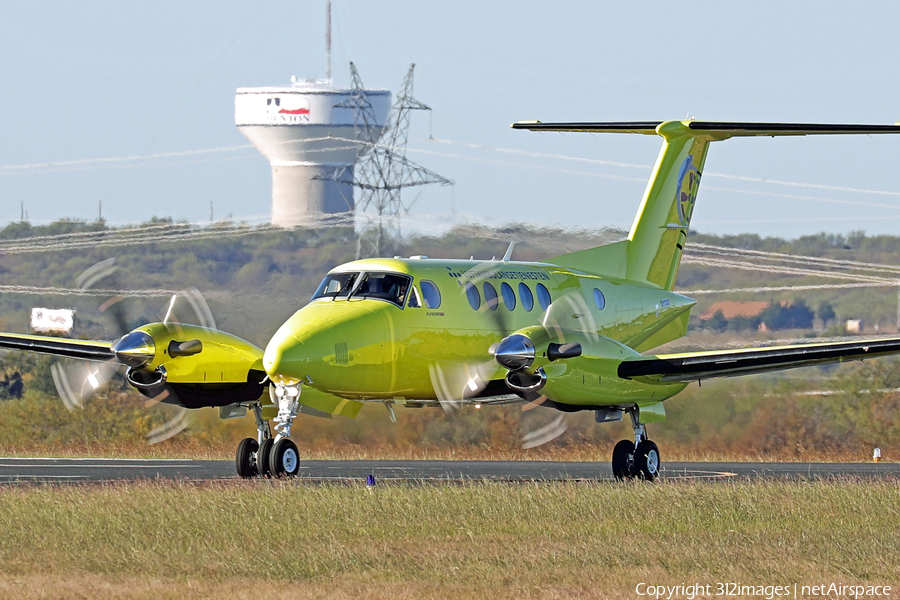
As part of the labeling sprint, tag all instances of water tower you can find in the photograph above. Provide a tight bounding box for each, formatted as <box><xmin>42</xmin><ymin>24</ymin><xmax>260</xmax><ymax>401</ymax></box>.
<box><xmin>235</xmin><ymin>78</ymin><xmax>391</xmax><ymax>227</ymax></box>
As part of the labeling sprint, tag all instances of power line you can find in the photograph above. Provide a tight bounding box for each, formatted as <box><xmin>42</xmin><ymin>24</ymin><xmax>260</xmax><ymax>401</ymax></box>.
<box><xmin>682</xmin><ymin>256</ymin><xmax>895</xmax><ymax>284</ymax></box>
<box><xmin>681</xmin><ymin>282</ymin><xmax>899</xmax><ymax>295</ymax></box>
<box><xmin>0</xmin><ymin>284</ymin><xmax>178</xmax><ymax>298</ymax></box>
<box><xmin>4</xmin><ymin>134</ymin><xmax>900</xmax><ymax>208</ymax></box>
<box><xmin>424</xmin><ymin>138</ymin><xmax>900</xmax><ymax>199</ymax></box>
<box><xmin>688</xmin><ymin>242</ymin><xmax>900</xmax><ymax>275</ymax></box>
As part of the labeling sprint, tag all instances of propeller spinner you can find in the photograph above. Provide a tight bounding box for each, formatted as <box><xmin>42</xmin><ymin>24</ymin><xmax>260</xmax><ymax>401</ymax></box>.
<box><xmin>491</xmin><ymin>334</ymin><xmax>534</xmax><ymax>372</ymax></box>
<box><xmin>111</xmin><ymin>331</ymin><xmax>156</xmax><ymax>368</ymax></box>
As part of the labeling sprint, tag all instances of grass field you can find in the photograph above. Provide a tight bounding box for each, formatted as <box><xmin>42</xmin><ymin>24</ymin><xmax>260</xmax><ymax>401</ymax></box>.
<box><xmin>0</xmin><ymin>479</ymin><xmax>897</xmax><ymax>599</ymax></box>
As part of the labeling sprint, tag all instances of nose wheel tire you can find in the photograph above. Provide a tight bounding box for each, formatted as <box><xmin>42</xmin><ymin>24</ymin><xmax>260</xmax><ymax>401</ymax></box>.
<box><xmin>257</xmin><ymin>438</ymin><xmax>275</xmax><ymax>478</ymax></box>
<box><xmin>235</xmin><ymin>438</ymin><xmax>259</xmax><ymax>479</ymax></box>
<box><xmin>270</xmin><ymin>438</ymin><xmax>300</xmax><ymax>477</ymax></box>
<box><xmin>611</xmin><ymin>439</ymin><xmax>635</xmax><ymax>480</ymax></box>
<box><xmin>634</xmin><ymin>440</ymin><xmax>660</xmax><ymax>481</ymax></box>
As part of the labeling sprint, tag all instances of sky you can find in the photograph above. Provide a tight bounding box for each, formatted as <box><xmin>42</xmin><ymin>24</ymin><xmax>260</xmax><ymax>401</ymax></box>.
<box><xmin>2</xmin><ymin>1</ymin><xmax>900</xmax><ymax>238</ymax></box>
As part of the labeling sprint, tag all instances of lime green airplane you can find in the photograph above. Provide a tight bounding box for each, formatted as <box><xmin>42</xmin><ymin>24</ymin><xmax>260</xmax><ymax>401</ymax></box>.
<box><xmin>3</xmin><ymin>120</ymin><xmax>900</xmax><ymax>481</ymax></box>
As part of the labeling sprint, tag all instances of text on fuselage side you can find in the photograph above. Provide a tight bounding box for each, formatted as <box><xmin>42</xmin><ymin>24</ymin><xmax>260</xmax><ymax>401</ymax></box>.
<box><xmin>449</xmin><ymin>269</ymin><xmax>552</xmax><ymax>281</ymax></box>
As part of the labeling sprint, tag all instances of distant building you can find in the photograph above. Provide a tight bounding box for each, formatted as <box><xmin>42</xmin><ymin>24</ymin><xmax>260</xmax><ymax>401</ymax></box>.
<box><xmin>846</xmin><ymin>319</ymin><xmax>864</xmax><ymax>333</ymax></box>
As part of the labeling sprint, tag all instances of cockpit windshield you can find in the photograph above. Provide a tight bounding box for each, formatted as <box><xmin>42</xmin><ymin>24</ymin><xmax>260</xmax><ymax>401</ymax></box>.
<box><xmin>312</xmin><ymin>272</ymin><xmax>360</xmax><ymax>299</ymax></box>
<box><xmin>313</xmin><ymin>271</ymin><xmax>412</xmax><ymax>307</ymax></box>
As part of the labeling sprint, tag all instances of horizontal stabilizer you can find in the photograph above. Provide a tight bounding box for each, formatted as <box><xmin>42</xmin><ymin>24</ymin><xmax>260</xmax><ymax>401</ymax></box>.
<box><xmin>687</xmin><ymin>122</ymin><xmax>900</xmax><ymax>136</ymax></box>
<box><xmin>512</xmin><ymin>120</ymin><xmax>900</xmax><ymax>137</ymax></box>
<box><xmin>618</xmin><ymin>337</ymin><xmax>900</xmax><ymax>383</ymax></box>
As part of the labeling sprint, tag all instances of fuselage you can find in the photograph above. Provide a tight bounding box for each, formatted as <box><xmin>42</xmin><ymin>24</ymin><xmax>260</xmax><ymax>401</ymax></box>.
<box><xmin>262</xmin><ymin>257</ymin><xmax>695</xmax><ymax>408</ymax></box>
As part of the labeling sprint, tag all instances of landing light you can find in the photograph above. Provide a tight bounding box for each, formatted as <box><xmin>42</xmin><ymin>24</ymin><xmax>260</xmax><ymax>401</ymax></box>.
<box><xmin>270</xmin><ymin>374</ymin><xmax>302</xmax><ymax>386</ymax></box>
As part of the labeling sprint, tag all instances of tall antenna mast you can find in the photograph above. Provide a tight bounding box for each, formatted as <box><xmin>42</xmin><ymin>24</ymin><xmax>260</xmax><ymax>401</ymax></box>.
<box><xmin>325</xmin><ymin>0</ymin><xmax>332</xmax><ymax>82</ymax></box>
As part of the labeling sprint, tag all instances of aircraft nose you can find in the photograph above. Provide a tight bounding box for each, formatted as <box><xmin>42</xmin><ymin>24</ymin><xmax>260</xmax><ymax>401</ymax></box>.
<box><xmin>263</xmin><ymin>330</ymin><xmax>304</xmax><ymax>383</ymax></box>
<box><xmin>263</xmin><ymin>302</ymin><xmax>391</xmax><ymax>395</ymax></box>
<box><xmin>263</xmin><ymin>311</ymin><xmax>335</xmax><ymax>384</ymax></box>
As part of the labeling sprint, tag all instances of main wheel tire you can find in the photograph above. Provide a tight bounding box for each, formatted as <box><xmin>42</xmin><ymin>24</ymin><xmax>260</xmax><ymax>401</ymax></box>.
<box><xmin>270</xmin><ymin>438</ymin><xmax>300</xmax><ymax>477</ymax></box>
<box><xmin>258</xmin><ymin>438</ymin><xmax>275</xmax><ymax>478</ymax></box>
<box><xmin>235</xmin><ymin>438</ymin><xmax>259</xmax><ymax>479</ymax></box>
<box><xmin>612</xmin><ymin>439</ymin><xmax>635</xmax><ymax>480</ymax></box>
<box><xmin>634</xmin><ymin>440</ymin><xmax>660</xmax><ymax>481</ymax></box>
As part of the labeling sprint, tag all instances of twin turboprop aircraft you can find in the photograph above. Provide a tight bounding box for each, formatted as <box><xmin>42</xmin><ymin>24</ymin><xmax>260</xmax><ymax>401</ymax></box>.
<box><xmin>4</xmin><ymin>119</ymin><xmax>900</xmax><ymax>480</ymax></box>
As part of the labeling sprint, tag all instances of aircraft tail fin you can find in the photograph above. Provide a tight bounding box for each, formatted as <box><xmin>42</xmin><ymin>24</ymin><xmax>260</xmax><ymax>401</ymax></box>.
<box><xmin>514</xmin><ymin>120</ymin><xmax>900</xmax><ymax>290</ymax></box>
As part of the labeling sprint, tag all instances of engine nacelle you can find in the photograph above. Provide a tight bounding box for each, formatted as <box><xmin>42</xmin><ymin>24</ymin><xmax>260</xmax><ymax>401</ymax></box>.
<box><xmin>117</xmin><ymin>323</ymin><xmax>267</xmax><ymax>409</ymax></box>
<box><xmin>499</xmin><ymin>327</ymin><xmax>687</xmax><ymax>407</ymax></box>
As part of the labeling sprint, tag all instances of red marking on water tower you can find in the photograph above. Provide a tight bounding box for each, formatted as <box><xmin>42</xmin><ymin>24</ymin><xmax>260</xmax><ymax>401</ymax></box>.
<box><xmin>279</xmin><ymin>107</ymin><xmax>310</xmax><ymax>115</ymax></box>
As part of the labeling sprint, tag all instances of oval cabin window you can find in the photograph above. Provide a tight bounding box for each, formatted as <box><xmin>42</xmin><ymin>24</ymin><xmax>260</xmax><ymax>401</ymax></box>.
<box><xmin>518</xmin><ymin>283</ymin><xmax>534</xmax><ymax>312</ymax></box>
<box><xmin>593</xmin><ymin>288</ymin><xmax>606</xmax><ymax>310</ymax></box>
<box><xmin>420</xmin><ymin>280</ymin><xmax>441</xmax><ymax>309</ymax></box>
<box><xmin>465</xmin><ymin>281</ymin><xmax>481</xmax><ymax>310</ymax></box>
<box><xmin>536</xmin><ymin>283</ymin><xmax>552</xmax><ymax>311</ymax></box>
<box><xmin>483</xmin><ymin>282</ymin><xmax>499</xmax><ymax>311</ymax></box>
<box><xmin>500</xmin><ymin>282</ymin><xmax>516</xmax><ymax>311</ymax></box>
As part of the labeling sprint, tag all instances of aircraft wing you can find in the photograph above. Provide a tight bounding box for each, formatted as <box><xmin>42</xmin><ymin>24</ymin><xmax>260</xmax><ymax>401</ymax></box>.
<box><xmin>617</xmin><ymin>337</ymin><xmax>900</xmax><ymax>383</ymax></box>
<box><xmin>0</xmin><ymin>332</ymin><xmax>114</xmax><ymax>361</ymax></box>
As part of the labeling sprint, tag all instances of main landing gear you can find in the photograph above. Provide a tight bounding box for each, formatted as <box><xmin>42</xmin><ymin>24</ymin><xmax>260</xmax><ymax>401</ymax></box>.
<box><xmin>611</xmin><ymin>407</ymin><xmax>660</xmax><ymax>481</ymax></box>
<box><xmin>235</xmin><ymin>384</ymin><xmax>302</xmax><ymax>479</ymax></box>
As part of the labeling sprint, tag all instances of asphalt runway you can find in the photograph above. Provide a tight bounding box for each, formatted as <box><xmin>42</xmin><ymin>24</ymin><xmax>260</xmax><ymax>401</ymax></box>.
<box><xmin>1</xmin><ymin>458</ymin><xmax>899</xmax><ymax>484</ymax></box>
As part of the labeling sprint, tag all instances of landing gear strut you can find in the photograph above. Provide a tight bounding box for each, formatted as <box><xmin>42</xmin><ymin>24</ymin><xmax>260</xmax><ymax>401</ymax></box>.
<box><xmin>611</xmin><ymin>407</ymin><xmax>660</xmax><ymax>481</ymax></box>
<box><xmin>270</xmin><ymin>383</ymin><xmax>301</xmax><ymax>476</ymax></box>
<box><xmin>235</xmin><ymin>389</ymin><xmax>301</xmax><ymax>479</ymax></box>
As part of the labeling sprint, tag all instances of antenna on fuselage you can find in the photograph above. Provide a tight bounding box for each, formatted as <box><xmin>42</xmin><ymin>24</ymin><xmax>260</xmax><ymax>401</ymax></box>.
<box><xmin>502</xmin><ymin>242</ymin><xmax>516</xmax><ymax>262</ymax></box>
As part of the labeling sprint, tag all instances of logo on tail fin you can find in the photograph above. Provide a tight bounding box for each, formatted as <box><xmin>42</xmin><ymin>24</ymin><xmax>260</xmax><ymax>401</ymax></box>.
<box><xmin>676</xmin><ymin>156</ymin><xmax>701</xmax><ymax>227</ymax></box>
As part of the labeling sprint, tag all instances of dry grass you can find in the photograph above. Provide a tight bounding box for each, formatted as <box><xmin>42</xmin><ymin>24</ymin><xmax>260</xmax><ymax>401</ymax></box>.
<box><xmin>0</xmin><ymin>479</ymin><xmax>897</xmax><ymax>599</ymax></box>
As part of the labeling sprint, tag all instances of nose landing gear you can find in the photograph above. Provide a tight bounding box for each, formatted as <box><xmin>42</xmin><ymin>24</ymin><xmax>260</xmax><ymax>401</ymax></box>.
<box><xmin>235</xmin><ymin>385</ymin><xmax>302</xmax><ymax>479</ymax></box>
